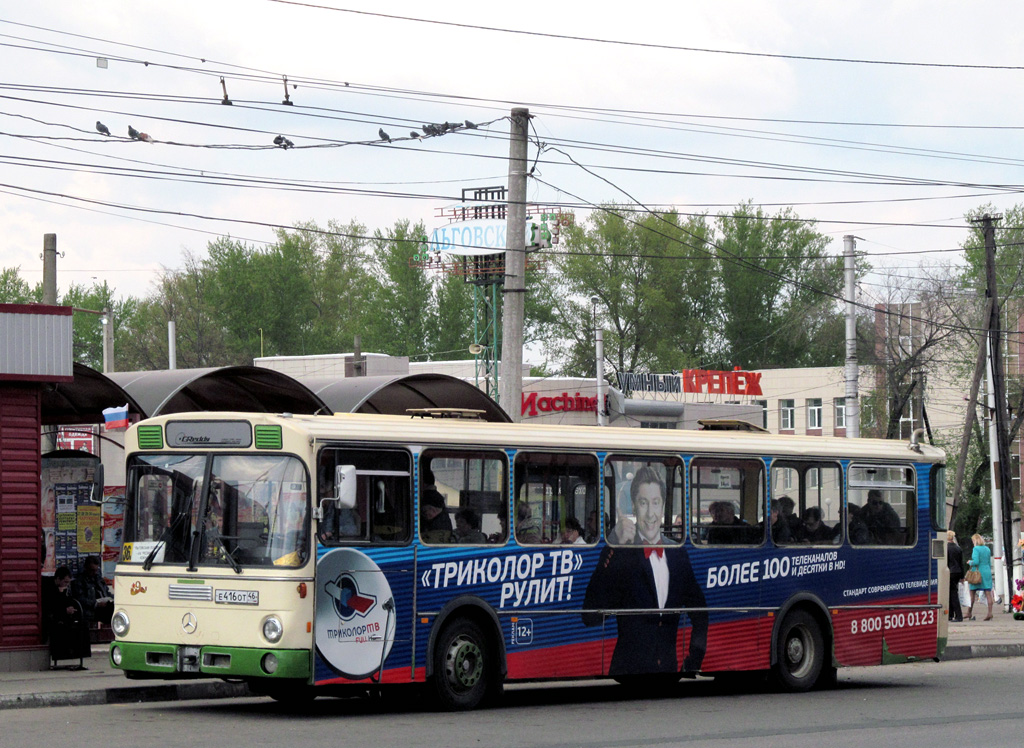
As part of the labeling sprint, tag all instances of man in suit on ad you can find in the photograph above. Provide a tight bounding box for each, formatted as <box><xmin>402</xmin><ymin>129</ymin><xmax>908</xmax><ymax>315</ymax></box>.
<box><xmin>583</xmin><ymin>466</ymin><xmax>708</xmax><ymax>676</ymax></box>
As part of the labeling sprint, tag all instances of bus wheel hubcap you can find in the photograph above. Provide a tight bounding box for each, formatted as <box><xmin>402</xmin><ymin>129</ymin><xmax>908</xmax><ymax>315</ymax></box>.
<box><xmin>786</xmin><ymin>629</ymin><xmax>810</xmax><ymax>675</ymax></box>
<box><xmin>445</xmin><ymin>636</ymin><xmax>482</xmax><ymax>690</ymax></box>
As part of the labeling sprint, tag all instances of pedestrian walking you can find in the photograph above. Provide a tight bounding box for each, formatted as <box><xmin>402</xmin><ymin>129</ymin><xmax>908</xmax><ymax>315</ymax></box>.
<box><xmin>965</xmin><ymin>533</ymin><xmax>994</xmax><ymax>621</ymax></box>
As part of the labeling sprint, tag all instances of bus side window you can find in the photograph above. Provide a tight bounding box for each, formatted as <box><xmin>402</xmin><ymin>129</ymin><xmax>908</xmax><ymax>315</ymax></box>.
<box><xmin>318</xmin><ymin>448</ymin><xmax>411</xmax><ymax>545</ymax></box>
<box><xmin>420</xmin><ymin>450</ymin><xmax>507</xmax><ymax>545</ymax></box>
<box><xmin>770</xmin><ymin>462</ymin><xmax>843</xmax><ymax>546</ymax></box>
<box><xmin>514</xmin><ymin>452</ymin><xmax>599</xmax><ymax>545</ymax></box>
<box><xmin>691</xmin><ymin>458</ymin><xmax>764</xmax><ymax>546</ymax></box>
<box><xmin>848</xmin><ymin>465</ymin><xmax>916</xmax><ymax>547</ymax></box>
<box><xmin>604</xmin><ymin>456</ymin><xmax>683</xmax><ymax>546</ymax></box>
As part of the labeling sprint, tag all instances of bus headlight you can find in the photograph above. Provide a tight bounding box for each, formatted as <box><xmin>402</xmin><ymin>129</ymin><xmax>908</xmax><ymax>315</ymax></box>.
<box><xmin>111</xmin><ymin>611</ymin><xmax>130</xmax><ymax>637</ymax></box>
<box><xmin>262</xmin><ymin>616</ymin><xmax>283</xmax><ymax>643</ymax></box>
<box><xmin>261</xmin><ymin>653</ymin><xmax>278</xmax><ymax>674</ymax></box>
<box><xmin>111</xmin><ymin>646</ymin><xmax>123</xmax><ymax>666</ymax></box>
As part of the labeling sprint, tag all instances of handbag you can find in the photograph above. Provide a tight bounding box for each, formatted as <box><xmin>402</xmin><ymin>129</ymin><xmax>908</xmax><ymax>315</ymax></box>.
<box><xmin>965</xmin><ymin>568</ymin><xmax>982</xmax><ymax>585</ymax></box>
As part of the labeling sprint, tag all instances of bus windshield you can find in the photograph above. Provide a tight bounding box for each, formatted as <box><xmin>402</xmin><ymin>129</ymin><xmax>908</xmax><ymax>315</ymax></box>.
<box><xmin>126</xmin><ymin>453</ymin><xmax>309</xmax><ymax>569</ymax></box>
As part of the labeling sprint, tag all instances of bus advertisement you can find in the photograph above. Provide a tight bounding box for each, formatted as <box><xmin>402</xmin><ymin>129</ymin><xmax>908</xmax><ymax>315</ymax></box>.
<box><xmin>109</xmin><ymin>412</ymin><xmax>948</xmax><ymax>709</ymax></box>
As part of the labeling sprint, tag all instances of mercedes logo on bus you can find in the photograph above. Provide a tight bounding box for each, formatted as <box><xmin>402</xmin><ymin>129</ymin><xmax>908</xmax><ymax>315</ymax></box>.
<box><xmin>182</xmin><ymin>612</ymin><xmax>198</xmax><ymax>634</ymax></box>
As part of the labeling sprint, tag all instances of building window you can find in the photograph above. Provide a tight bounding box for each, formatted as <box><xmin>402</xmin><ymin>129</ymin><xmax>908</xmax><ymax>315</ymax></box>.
<box><xmin>780</xmin><ymin>400</ymin><xmax>795</xmax><ymax>431</ymax></box>
<box><xmin>754</xmin><ymin>400</ymin><xmax>768</xmax><ymax>430</ymax></box>
<box><xmin>640</xmin><ymin>421</ymin><xmax>675</xmax><ymax>429</ymax></box>
<box><xmin>807</xmin><ymin>399</ymin><xmax>822</xmax><ymax>430</ymax></box>
<box><xmin>834</xmin><ymin>398</ymin><xmax>846</xmax><ymax>429</ymax></box>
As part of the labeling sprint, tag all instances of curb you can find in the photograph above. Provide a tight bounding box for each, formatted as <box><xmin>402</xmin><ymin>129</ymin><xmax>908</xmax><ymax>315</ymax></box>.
<box><xmin>941</xmin><ymin>643</ymin><xmax>1024</xmax><ymax>662</ymax></box>
<box><xmin>0</xmin><ymin>679</ymin><xmax>250</xmax><ymax>711</ymax></box>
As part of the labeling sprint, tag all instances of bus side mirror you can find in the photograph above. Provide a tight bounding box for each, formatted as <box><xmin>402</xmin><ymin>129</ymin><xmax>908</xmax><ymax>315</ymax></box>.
<box><xmin>336</xmin><ymin>465</ymin><xmax>356</xmax><ymax>509</ymax></box>
<box><xmin>90</xmin><ymin>464</ymin><xmax>105</xmax><ymax>504</ymax></box>
<box><xmin>317</xmin><ymin>465</ymin><xmax>357</xmax><ymax>521</ymax></box>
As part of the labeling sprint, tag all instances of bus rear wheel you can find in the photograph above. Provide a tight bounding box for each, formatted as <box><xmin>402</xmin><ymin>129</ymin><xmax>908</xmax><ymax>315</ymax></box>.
<box><xmin>433</xmin><ymin>618</ymin><xmax>495</xmax><ymax>711</ymax></box>
<box><xmin>772</xmin><ymin>610</ymin><xmax>823</xmax><ymax>692</ymax></box>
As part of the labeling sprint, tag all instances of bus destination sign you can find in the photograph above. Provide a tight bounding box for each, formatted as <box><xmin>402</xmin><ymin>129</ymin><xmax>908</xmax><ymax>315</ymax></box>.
<box><xmin>165</xmin><ymin>420</ymin><xmax>253</xmax><ymax>449</ymax></box>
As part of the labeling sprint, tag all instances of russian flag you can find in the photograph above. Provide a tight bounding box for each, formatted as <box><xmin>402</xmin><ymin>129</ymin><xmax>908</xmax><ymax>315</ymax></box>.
<box><xmin>102</xmin><ymin>403</ymin><xmax>130</xmax><ymax>431</ymax></box>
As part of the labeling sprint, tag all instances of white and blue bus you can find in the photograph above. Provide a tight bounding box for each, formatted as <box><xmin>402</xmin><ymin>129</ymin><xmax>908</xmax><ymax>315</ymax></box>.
<box><xmin>110</xmin><ymin>411</ymin><xmax>948</xmax><ymax>708</ymax></box>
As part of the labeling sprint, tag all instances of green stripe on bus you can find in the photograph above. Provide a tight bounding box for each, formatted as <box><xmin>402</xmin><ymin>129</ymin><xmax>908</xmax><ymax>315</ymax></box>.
<box><xmin>111</xmin><ymin>642</ymin><xmax>310</xmax><ymax>680</ymax></box>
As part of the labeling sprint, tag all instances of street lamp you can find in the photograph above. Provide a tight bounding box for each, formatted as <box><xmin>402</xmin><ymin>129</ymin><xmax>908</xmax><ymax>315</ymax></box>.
<box><xmin>591</xmin><ymin>296</ymin><xmax>605</xmax><ymax>427</ymax></box>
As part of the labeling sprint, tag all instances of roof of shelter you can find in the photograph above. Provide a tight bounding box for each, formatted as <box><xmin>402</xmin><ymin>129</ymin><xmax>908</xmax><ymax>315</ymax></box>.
<box><xmin>40</xmin><ymin>362</ymin><xmax>146</xmax><ymax>426</ymax></box>
<box><xmin>294</xmin><ymin>372</ymin><xmax>510</xmax><ymax>423</ymax></box>
<box><xmin>106</xmin><ymin>366</ymin><xmax>329</xmax><ymax>417</ymax></box>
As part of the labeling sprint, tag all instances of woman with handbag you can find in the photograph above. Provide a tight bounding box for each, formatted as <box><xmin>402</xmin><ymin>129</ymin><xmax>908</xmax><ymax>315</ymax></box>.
<box><xmin>965</xmin><ymin>533</ymin><xmax>993</xmax><ymax>621</ymax></box>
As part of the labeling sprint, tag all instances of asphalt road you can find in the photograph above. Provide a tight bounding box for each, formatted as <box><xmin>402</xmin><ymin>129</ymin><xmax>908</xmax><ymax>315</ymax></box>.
<box><xmin>6</xmin><ymin>657</ymin><xmax>1017</xmax><ymax>748</ymax></box>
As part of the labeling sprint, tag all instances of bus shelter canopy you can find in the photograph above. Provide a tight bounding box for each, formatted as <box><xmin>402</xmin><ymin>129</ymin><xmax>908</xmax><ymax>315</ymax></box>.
<box><xmin>40</xmin><ymin>362</ymin><xmax>145</xmax><ymax>426</ymax></box>
<box><xmin>295</xmin><ymin>373</ymin><xmax>510</xmax><ymax>422</ymax></box>
<box><xmin>107</xmin><ymin>366</ymin><xmax>329</xmax><ymax>417</ymax></box>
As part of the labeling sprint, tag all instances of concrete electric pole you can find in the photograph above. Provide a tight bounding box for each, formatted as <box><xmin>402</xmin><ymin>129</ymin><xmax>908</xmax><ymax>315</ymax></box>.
<box><xmin>498</xmin><ymin>107</ymin><xmax>530</xmax><ymax>422</ymax></box>
<box><xmin>42</xmin><ymin>233</ymin><xmax>58</xmax><ymax>305</ymax></box>
<box><xmin>843</xmin><ymin>235</ymin><xmax>860</xmax><ymax>438</ymax></box>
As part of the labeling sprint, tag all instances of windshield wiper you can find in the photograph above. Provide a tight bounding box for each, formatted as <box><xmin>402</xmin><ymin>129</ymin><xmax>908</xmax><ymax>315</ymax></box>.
<box><xmin>143</xmin><ymin>505</ymin><xmax>191</xmax><ymax>571</ymax></box>
<box><xmin>205</xmin><ymin>526</ymin><xmax>242</xmax><ymax>574</ymax></box>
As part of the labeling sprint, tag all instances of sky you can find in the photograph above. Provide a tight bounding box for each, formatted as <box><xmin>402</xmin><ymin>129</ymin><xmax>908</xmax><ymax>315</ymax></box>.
<box><xmin>4</xmin><ymin>1</ymin><xmax>1024</xmax><ymax>309</ymax></box>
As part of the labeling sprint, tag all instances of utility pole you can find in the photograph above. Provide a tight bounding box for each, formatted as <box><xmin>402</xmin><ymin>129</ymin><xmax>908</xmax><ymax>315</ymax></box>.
<box><xmin>843</xmin><ymin>235</ymin><xmax>860</xmax><ymax>438</ymax></box>
<box><xmin>41</xmin><ymin>234</ymin><xmax>59</xmax><ymax>454</ymax></box>
<box><xmin>42</xmin><ymin>234</ymin><xmax>58</xmax><ymax>305</ymax></box>
<box><xmin>977</xmin><ymin>213</ymin><xmax>1015</xmax><ymax>606</ymax></box>
<box><xmin>168</xmin><ymin>320</ymin><xmax>177</xmax><ymax>370</ymax></box>
<box><xmin>101</xmin><ymin>307</ymin><xmax>114</xmax><ymax>373</ymax></box>
<box><xmin>596</xmin><ymin>329</ymin><xmax>606</xmax><ymax>427</ymax></box>
<box><xmin>499</xmin><ymin>107</ymin><xmax>529</xmax><ymax>422</ymax></box>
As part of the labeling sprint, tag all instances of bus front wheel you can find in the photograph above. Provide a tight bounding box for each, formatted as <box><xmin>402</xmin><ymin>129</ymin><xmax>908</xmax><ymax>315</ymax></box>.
<box><xmin>772</xmin><ymin>610</ymin><xmax>823</xmax><ymax>692</ymax></box>
<box><xmin>432</xmin><ymin>618</ymin><xmax>495</xmax><ymax>710</ymax></box>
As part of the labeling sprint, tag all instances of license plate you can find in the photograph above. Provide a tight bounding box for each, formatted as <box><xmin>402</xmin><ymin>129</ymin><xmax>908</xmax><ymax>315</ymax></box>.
<box><xmin>215</xmin><ymin>589</ymin><xmax>259</xmax><ymax>605</ymax></box>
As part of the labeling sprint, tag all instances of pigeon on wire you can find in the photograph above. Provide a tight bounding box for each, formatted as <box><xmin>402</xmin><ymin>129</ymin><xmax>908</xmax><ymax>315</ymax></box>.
<box><xmin>273</xmin><ymin>135</ymin><xmax>294</xmax><ymax>149</ymax></box>
<box><xmin>95</xmin><ymin>121</ymin><xmax>111</xmax><ymax>136</ymax></box>
<box><xmin>128</xmin><ymin>125</ymin><xmax>140</xmax><ymax>139</ymax></box>
<box><xmin>409</xmin><ymin>131</ymin><xmax>421</xmax><ymax>140</ymax></box>
<box><xmin>464</xmin><ymin>120</ymin><xmax>477</xmax><ymax>129</ymax></box>
<box><xmin>378</xmin><ymin>128</ymin><xmax>391</xmax><ymax>143</ymax></box>
<box><xmin>137</xmin><ymin>132</ymin><xmax>154</xmax><ymax>143</ymax></box>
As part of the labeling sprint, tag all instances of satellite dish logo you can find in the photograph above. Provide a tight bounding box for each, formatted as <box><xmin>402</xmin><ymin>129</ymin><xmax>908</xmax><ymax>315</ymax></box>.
<box><xmin>325</xmin><ymin>573</ymin><xmax>377</xmax><ymax>621</ymax></box>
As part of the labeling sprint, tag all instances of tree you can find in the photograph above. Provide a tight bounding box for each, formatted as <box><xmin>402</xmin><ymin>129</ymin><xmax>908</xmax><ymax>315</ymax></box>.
<box><xmin>363</xmin><ymin>219</ymin><xmax>435</xmax><ymax>357</ymax></box>
<box><xmin>547</xmin><ymin>206</ymin><xmax>720</xmax><ymax>378</ymax></box>
<box><xmin>860</xmin><ymin>264</ymin><xmax>967</xmax><ymax>440</ymax></box>
<box><xmin>59</xmin><ymin>280</ymin><xmax>135</xmax><ymax>371</ymax></box>
<box><xmin>0</xmin><ymin>267</ymin><xmax>39</xmax><ymax>303</ymax></box>
<box><xmin>117</xmin><ymin>252</ymin><xmax>232</xmax><ymax>370</ymax></box>
<box><xmin>433</xmin><ymin>269</ymin><xmax>477</xmax><ymax>361</ymax></box>
<box><xmin>715</xmin><ymin>203</ymin><xmax>843</xmax><ymax>368</ymax></box>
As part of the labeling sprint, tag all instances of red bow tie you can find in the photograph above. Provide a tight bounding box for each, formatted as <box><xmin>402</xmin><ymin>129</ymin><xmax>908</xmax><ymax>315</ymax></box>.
<box><xmin>644</xmin><ymin>546</ymin><xmax>664</xmax><ymax>559</ymax></box>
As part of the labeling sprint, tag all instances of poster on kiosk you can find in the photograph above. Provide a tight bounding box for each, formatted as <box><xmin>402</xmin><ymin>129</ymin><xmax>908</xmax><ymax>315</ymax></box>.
<box><xmin>41</xmin><ymin>451</ymin><xmax>106</xmax><ymax>580</ymax></box>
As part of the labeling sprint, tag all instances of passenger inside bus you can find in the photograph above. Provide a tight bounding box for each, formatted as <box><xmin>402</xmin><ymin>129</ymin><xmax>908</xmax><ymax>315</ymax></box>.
<box><xmin>862</xmin><ymin>489</ymin><xmax>903</xmax><ymax>544</ymax></box>
<box><xmin>706</xmin><ymin>500</ymin><xmax>754</xmax><ymax>544</ymax></box>
<box><xmin>777</xmin><ymin>494</ymin><xmax>802</xmax><ymax>540</ymax></box>
<box><xmin>515</xmin><ymin>501</ymin><xmax>542</xmax><ymax>544</ymax></box>
<box><xmin>799</xmin><ymin>506</ymin><xmax>835</xmax><ymax>544</ymax></box>
<box><xmin>562</xmin><ymin>516</ymin><xmax>586</xmax><ymax>545</ymax></box>
<box><xmin>420</xmin><ymin>472</ymin><xmax>453</xmax><ymax>544</ymax></box>
<box><xmin>845</xmin><ymin>504</ymin><xmax>871</xmax><ymax>544</ymax></box>
<box><xmin>765</xmin><ymin>498</ymin><xmax>792</xmax><ymax>543</ymax></box>
<box><xmin>454</xmin><ymin>507</ymin><xmax>487</xmax><ymax>544</ymax></box>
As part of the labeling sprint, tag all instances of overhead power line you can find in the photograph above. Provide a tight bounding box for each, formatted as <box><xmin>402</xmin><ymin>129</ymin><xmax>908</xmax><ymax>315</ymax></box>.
<box><xmin>264</xmin><ymin>1</ymin><xmax>1024</xmax><ymax>71</ymax></box>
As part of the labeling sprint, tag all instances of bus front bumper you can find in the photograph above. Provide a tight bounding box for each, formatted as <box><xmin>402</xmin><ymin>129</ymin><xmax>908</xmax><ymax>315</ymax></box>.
<box><xmin>110</xmin><ymin>641</ymin><xmax>310</xmax><ymax>681</ymax></box>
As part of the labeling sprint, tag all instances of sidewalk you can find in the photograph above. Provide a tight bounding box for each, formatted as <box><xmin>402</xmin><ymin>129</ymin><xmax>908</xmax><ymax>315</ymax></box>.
<box><xmin>1</xmin><ymin>610</ymin><xmax>1021</xmax><ymax>710</ymax></box>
